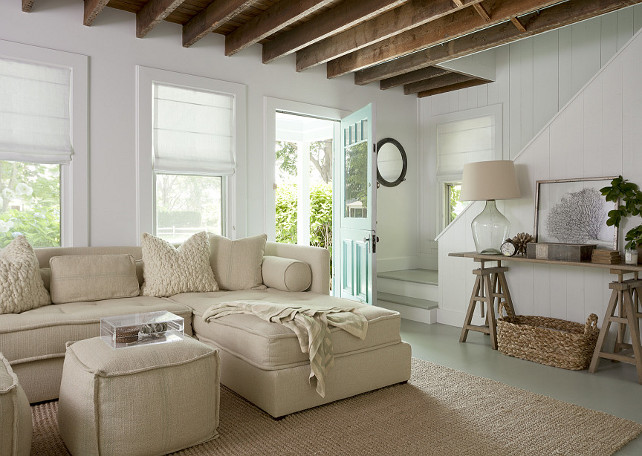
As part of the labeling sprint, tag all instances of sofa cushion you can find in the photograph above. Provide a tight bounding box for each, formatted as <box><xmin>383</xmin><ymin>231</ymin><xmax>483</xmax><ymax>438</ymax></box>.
<box><xmin>141</xmin><ymin>232</ymin><xmax>218</xmax><ymax>297</ymax></box>
<box><xmin>49</xmin><ymin>254</ymin><xmax>140</xmax><ymax>304</ymax></box>
<box><xmin>168</xmin><ymin>290</ymin><xmax>402</xmax><ymax>370</ymax></box>
<box><xmin>0</xmin><ymin>353</ymin><xmax>32</xmax><ymax>456</ymax></box>
<box><xmin>262</xmin><ymin>256</ymin><xmax>312</xmax><ymax>292</ymax></box>
<box><xmin>0</xmin><ymin>235</ymin><xmax>50</xmax><ymax>314</ymax></box>
<box><xmin>0</xmin><ymin>296</ymin><xmax>193</xmax><ymax>365</ymax></box>
<box><xmin>209</xmin><ymin>234</ymin><xmax>267</xmax><ymax>291</ymax></box>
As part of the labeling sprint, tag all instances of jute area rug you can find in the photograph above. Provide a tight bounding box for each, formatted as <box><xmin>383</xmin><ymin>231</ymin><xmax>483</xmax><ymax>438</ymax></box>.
<box><xmin>31</xmin><ymin>359</ymin><xmax>642</xmax><ymax>456</ymax></box>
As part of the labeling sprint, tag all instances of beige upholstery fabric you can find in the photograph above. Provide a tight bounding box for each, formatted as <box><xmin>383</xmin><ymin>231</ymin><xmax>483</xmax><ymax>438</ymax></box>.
<box><xmin>58</xmin><ymin>336</ymin><xmax>220</xmax><ymax>456</ymax></box>
<box><xmin>205</xmin><ymin>337</ymin><xmax>411</xmax><ymax>418</ymax></box>
<box><xmin>265</xmin><ymin>242</ymin><xmax>329</xmax><ymax>294</ymax></box>
<box><xmin>169</xmin><ymin>290</ymin><xmax>401</xmax><ymax>370</ymax></box>
<box><xmin>49</xmin><ymin>254</ymin><xmax>140</xmax><ymax>304</ymax></box>
<box><xmin>209</xmin><ymin>234</ymin><xmax>267</xmax><ymax>290</ymax></box>
<box><xmin>0</xmin><ymin>353</ymin><xmax>32</xmax><ymax>456</ymax></box>
<box><xmin>142</xmin><ymin>232</ymin><xmax>218</xmax><ymax>297</ymax></box>
<box><xmin>262</xmin><ymin>256</ymin><xmax>312</xmax><ymax>292</ymax></box>
<box><xmin>0</xmin><ymin>236</ymin><xmax>50</xmax><ymax>314</ymax></box>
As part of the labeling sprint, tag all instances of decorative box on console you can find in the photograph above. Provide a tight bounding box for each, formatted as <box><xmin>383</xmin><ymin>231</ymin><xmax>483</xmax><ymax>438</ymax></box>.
<box><xmin>526</xmin><ymin>243</ymin><xmax>597</xmax><ymax>262</ymax></box>
<box><xmin>100</xmin><ymin>311</ymin><xmax>184</xmax><ymax>348</ymax></box>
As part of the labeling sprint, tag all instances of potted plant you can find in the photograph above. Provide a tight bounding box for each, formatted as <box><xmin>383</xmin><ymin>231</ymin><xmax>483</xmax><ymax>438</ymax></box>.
<box><xmin>600</xmin><ymin>176</ymin><xmax>642</xmax><ymax>264</ymax></box>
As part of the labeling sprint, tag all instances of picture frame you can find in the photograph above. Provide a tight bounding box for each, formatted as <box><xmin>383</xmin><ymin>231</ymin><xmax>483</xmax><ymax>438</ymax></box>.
<box><xmin>534</xmin><ymin>177</ymin><xmax>618</xmax><ymax>250</ymax></box>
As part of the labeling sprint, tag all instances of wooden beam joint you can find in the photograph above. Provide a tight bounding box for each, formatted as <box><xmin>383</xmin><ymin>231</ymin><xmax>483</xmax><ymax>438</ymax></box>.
<box><xmin>84</xmin><ymin>0</ymin><xmax>110</xmax><ymax>26</ymax></box>
<box><xmin>510</xmin><ymin>16</ymin><xmax>527</xmax><ymax>32</ymax></box>
<box><xmin>472</xmin><ymin>3</ymin><xmax>491</xmax><ymax>22</ymax></box>
<box><xmin>137</xmin><ymin>0</ymin><xmax>185</xmax><ymax>38</ymax></box>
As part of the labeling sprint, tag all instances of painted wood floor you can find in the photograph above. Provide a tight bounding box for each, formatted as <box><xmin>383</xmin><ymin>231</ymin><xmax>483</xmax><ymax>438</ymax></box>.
<box><xmin>401</xmin><ymin>320</ymin><xmax>642</xmax><ymax>455</ymax></box>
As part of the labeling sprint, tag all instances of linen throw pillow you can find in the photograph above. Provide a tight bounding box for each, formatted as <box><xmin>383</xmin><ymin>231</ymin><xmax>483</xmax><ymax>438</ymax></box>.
<box><xmin>209</xmin><ymin>233</ymin><xmax>267</xmax><ymax>290</ymax></box>
<box><xmin>141</xmin><ymin>231</ymin><xmax>218</xmax><ymax>297</ymax></box>
<box><xmin>49</xmin><ymin>254</ymin><xmax>140</xmax><ymax>304</ymax></box>
<box><xmin>262</xmin><ymin>256</ymin><xmax>312</xmax><ymax>292</ymax></box>
<box><xmin>0</xmin><ymin>235</ymin><xmax>50</xmax><ymax>314</ymax></box>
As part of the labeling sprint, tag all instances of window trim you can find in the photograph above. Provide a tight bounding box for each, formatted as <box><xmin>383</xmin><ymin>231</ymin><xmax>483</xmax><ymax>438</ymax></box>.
<box><xmin>0</xmin><ymin>39</ymin><xmax>89</xmax><ymax>247</ymax></box>
<box><xmin>136</xmin><ymin>66</ymin><xmax>246</xmax><ymax>242</ymax></box>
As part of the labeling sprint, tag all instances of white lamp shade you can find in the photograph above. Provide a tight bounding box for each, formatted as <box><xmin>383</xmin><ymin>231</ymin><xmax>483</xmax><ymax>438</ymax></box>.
<box><xmin>461</xmin><ymin>160</ymin><xmax>520</xmax><ymax>201</ymax></box>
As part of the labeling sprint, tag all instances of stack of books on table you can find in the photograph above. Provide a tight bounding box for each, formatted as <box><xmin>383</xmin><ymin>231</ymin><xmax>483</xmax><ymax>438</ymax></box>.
<box><xmin>591</xmin><ymin>249</ymin><xmax>622</xmax><ymax>264</ymax></box>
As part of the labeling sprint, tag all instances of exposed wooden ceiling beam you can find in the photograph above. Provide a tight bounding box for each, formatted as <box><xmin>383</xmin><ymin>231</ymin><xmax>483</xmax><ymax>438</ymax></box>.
<box><xmin>510</xmin><ymin>16</ymin><xmax>528</xmax><ymax>32</ymax></box>
<box><xmin>404</xmin><ymin>72</ymin><xmax>478</xmax><ymax>94</ymax></box>
<box><xmin>226</xmin><ymin>0</ymin><xmax>334</xmax><ymax>56</ymax></box>
<box><xmin>137</xmin><ymin>0</ymin><xmax>185</xmax><ymax>38</ymax></box>
<box><xmin>22</xmin><ymin>0</ymin><xmax>34</xmax><ymax>12</ymax></box>
<box><xmin>183</xmin><ymin>0</ymin><xmax>254</xmax><ymax>48</ymax></box>
<box><xmin>380</xmin><ymin>66</ymin><xmax>450</xmax><ymax>90</ymax></box>
<box><xmin>417</xmin><ymin>79</ymin><xmax>490</xmax><ymax>97</ymax></box>
<box><xmin>262</xmin><ymin>0</ymin><xmax>405</xmax><ymax>64</ymax></box>
<box><xmin>327</xmin><ymin>0</ymin><xmax>562</xmax><ymax>78</ymax></box>
<box><xmin>295</xmin><ymin>0</ymin><xmax>483</xmax><ymax>72</ymax></box>
<box><xmin>355</xmin><ymin>0</ymin><xmax>642</xmax><ymax>85</ymax></box>
<box><xmin>472</xmin><ymin>2</ymin><xmax>492</xmax><ymax>22</ymax></box>
<box><xmin>84</xmin><ymin>0</ymin><xmax>110</xmax><ymax>26</ymax></box>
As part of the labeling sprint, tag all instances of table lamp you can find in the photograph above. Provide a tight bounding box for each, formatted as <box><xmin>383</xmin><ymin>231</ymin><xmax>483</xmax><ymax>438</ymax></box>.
<box><xmin>461</xmin><ymin>160</ymin><xmax>520</xmax><ymax>254</ymax></box>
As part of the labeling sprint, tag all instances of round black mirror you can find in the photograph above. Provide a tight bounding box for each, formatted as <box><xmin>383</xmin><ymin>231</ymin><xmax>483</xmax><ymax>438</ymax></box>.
<box><xmin>376</xmin><ymin>138</ymin><xmax>407</xmax><ymax>187</ymax></box>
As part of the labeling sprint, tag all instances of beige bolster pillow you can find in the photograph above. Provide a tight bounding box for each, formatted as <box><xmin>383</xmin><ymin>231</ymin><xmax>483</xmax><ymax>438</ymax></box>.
<box><xmin>49</xmin><ymin>254</ymin><xmax>140</xmax><ymax>304</ymax></box>
<box><xmin>262</xmin><ymin>256</ymin><xmax>312</xmax><ymax>292</ymax></box>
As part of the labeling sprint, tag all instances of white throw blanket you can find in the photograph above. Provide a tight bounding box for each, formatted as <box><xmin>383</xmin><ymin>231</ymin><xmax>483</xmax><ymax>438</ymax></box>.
<box><xmin>202</xmin><ymin>300</ymin><xmax>368</xmax><ymax>397</ymax></box>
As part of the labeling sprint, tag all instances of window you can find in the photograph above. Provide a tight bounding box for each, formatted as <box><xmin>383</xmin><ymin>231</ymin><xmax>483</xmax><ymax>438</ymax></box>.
<box><xmin>0</xmin><ymin>44</ymin><xmax>87</xmax><ymax>247</ymax></box>
<box><xmin>434</xmin><ymin>105</ymin><xmax>502</xmax><ymax>230</ymax></box>
<box><xmin>137</xmin><ymin>67</ymin><xmax>246</xmax><ymax>242</ymax></box>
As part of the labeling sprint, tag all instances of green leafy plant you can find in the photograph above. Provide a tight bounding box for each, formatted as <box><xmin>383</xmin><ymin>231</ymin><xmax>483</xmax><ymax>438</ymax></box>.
<box><xmin>601</xmin><ymin>176</ymin><xmax>642</xmax><ymax>249</ymax></box>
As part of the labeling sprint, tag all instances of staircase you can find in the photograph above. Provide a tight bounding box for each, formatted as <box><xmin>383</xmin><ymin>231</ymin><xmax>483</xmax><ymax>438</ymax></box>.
<box><xmin>376</xmin><ymin>269</ymin><xmax>438</xmax><ymax>324</ymax></box>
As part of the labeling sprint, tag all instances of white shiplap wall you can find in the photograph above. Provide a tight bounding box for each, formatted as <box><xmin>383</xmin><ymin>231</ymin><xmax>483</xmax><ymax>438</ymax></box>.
<box><xmin>421</xmin><ymin>7</ymin><xmax>642</xmax><ymax>326</ymax></box>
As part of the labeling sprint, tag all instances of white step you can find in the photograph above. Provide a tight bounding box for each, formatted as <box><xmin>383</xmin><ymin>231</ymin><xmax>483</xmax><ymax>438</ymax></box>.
<box><xmin>376</xmin><ymin>269</ymin><xmax>439</xmax><ymax>324</ymax></box>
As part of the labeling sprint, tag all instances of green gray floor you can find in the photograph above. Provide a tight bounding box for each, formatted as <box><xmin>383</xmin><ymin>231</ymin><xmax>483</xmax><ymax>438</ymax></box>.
<box><xmin>400</xmin><ymin>320</ymin><xmax>642</xmax><ymax>455</ymax></box>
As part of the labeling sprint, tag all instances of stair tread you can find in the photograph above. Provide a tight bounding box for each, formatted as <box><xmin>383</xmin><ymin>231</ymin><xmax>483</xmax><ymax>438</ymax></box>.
<box><xmin>377</xmin><ymin>269</ymin><xmax>438</xmax><ymax>285</ymax></box>
<box><xmin>378</xmin><ymin>292</ymin><xmax>438</xmax><ymax>309</ymax></box>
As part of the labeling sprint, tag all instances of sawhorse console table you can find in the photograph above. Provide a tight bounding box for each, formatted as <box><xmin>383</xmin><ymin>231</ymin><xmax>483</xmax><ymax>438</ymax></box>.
<box><xmin>449</xmin><ymin>252</ymin><xmax>642</xmax><ymax>383</ymax></box>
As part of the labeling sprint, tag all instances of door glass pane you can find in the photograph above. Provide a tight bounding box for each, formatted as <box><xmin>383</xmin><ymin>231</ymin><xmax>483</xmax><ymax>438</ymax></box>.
<box><xmin>343</xmin><ymin>118</ymin><xmax>368</xmax><ymax>219</ymax></box>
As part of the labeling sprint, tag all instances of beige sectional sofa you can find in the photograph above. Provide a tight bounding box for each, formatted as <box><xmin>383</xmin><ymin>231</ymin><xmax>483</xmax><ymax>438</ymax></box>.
<box><xmin>0</xmin><ymin>239</ymin><xmax>411</xmax><ymax>418</ymax></box>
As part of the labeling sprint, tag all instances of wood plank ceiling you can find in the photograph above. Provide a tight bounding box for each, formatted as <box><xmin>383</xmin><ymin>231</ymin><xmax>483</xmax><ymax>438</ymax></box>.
<box><xmin>22</xmin><ymin>0</ymin><xmax>642</xmax><ymax>97</ymax></box>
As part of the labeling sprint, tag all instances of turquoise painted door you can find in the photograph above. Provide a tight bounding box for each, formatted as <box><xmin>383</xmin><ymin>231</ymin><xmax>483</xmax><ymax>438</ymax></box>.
<box><xmin>335</xmin><ymin>104</ymin><xmax>376</xmax><ymax>305</ymax></box>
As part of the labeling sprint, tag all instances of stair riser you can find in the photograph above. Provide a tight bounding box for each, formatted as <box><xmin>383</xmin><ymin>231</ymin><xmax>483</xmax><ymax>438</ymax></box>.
<box><xmin>378</xmin><ymin>277</ymin><xmax>438</xmax><ymax>301</ymax></box>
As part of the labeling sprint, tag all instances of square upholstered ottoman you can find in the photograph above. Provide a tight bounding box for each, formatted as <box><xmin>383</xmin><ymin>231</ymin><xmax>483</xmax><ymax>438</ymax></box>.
<box><xmin>0</xmin><ymin>353</ymin><xmax>32</xmax><ymax>456</ymax></box>
<box><xmin>58</xmin><ymin>336</ymin><xmax>220</xmax><ymax>456</ymax></box>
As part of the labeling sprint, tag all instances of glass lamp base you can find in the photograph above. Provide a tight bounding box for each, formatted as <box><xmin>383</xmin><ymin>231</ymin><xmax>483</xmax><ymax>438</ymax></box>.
<box><xmin>471</xmin><ymin>200</ymin><xmax>510</xmax><ymax>254</ymax></box>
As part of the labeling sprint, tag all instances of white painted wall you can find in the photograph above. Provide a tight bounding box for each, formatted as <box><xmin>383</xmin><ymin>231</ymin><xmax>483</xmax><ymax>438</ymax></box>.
<box><xmin>0</xmin><ymin>1</ymin><xmax>418</xmax><ymax>268</ymax></box>
<box><xmin>426</xmin><ymin>9</ymin><xmax>642</xmax><ymax>327</ymax></box>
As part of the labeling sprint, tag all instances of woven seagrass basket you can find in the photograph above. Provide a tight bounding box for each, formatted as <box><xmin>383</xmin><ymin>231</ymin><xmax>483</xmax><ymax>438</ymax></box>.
<box><xmin>496</xmin><ymin>304</ymin><xmax>599</xmax><ymax>370</ymax></box>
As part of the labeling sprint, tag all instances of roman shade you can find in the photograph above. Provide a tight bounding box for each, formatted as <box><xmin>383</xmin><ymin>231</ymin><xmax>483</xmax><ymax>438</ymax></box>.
<box><xmin>0</xmin><ymin>58</ymin><xmax>73</xmax><ymax>165</ymax></box>
<box><xmin>153</xmin><ymin>83</ymin><xmax>235</xmax><ymax>176</ymax></box>
<box><xmin>436</xmin><ymin>115</ymin><xmax>495</xmax><ymax>177</ymax></box>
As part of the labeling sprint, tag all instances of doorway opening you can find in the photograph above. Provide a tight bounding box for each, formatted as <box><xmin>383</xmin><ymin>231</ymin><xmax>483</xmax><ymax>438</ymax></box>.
<box><xmin>274</xmin><ymin>111</ymin><xmax>337</xmax><ymax>280</ymax></box>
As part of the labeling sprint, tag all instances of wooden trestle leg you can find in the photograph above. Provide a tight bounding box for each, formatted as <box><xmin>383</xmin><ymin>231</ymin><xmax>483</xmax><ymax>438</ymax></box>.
<box><xmin>459</xmin><ymin>259</ymin><xmax>516</xmax><ymax>350</ymax></box>
<box><xmin>589</xmin><ymin>270</ymin><xmax>642</xmax><ymax>384</ymax></box>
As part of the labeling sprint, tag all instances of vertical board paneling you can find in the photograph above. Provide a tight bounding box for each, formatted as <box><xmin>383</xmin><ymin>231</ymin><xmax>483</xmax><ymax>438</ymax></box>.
<box><xmin>571</xmin><ymin>20</ymin><xmax>602</xmax><ymax>97</ymax></box>
<box><xmin>558</xmin><ymin>27</ymin><xmax>574</xmax><ymax>107</ymax></box>
<box><xmin>601</xmin><ymin>59</ymin><xmax>624</xmax><ymax>177</ymax></box>
<box><xmin>600</xmin><ymin>12</ymin><xmax>619</xmax><ymax>65</ymax></box>
<box><xmin>532</xmin><ymin>32</ymin><xmax>560</xmax><ymax>136</ymax></box>
<box><xmin>617</xmin><ymin>9</ymin><xmax>635</xmax><ymax>49</ymax></box>
<box><xmin>622</xmin><ymin>35</ymin><xmax>642</xmax><ymax>177</ymax></box>
<box><xmin>582</xmin><ymin>74</ymin><xmax>604</xmax><ymax>178</ymax></box>
<box><xmin>423</xmin><ymin>16</ymin><xmax>642</xmax><ymax>327</ymax></box>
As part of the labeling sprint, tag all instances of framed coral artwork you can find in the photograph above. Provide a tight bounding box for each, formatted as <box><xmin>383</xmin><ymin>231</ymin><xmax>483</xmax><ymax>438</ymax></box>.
<box><xmin>534</xmin><ymin>177</ymin><xmax>618</xmax><ymax>250</ymax></box>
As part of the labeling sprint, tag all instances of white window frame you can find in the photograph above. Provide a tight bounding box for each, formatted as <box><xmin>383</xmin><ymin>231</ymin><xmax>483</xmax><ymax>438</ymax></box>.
<box><xmin>136</xmin><ymin>66</ymin><xmax>246</xmax><ymax>241</ymax></box>
<box><xmin>0</xmin><ymin>39</ymin><xmax>89</xmax><ymax>247</ymax></box>
<box><xmin>429</xmin><ymin>104</ymin><xmax>503</xmax><ymax>236</ymax></box>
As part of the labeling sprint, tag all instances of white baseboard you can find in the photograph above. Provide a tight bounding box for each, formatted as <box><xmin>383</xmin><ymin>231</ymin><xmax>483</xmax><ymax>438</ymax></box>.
<box><xmin>378</xmin><ymin>300</ymin><xmax>438</xmax><ymax>324</ymax></box>
<box><xmin>377</xmin><ymin>256</ymin><xmax>418</xmax><ymax>273</ymax></box>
